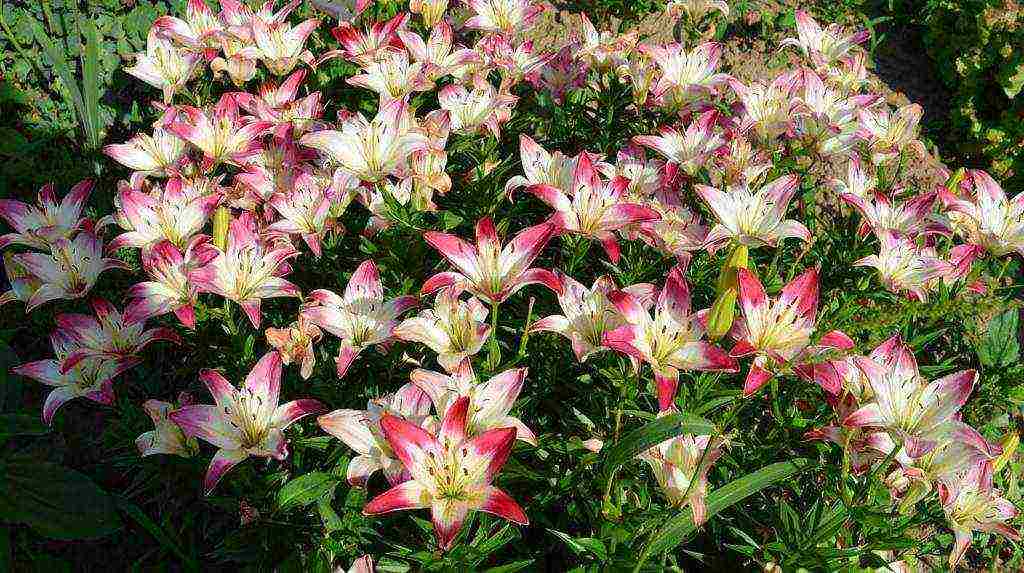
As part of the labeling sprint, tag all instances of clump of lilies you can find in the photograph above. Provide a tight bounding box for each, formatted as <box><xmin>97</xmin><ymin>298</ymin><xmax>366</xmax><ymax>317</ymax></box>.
<box><xmin>1</xmin><ymin>1</ymin><xmax>1020</xmax><ymax>568</ymax></box>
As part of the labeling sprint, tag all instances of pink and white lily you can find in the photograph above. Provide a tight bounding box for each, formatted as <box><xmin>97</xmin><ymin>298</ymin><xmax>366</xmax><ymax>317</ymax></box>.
<box><xmin>124</xmin><ymin>237</ymin><xmax>218</xmax><ymax>329</ymax></box>
<box><xmin>729</xmin><ymin>268</ymin><xmax>854</xmax><ymax>396</ymax></box>
<box><xmin>55</xmin><ymin>298</ymin><xmax>180</xmax><ymax>372</ymax></box>
<box><xmin>730</xmin><ymin>72</ymin><xmax>802</xmax><ymax>142</ymax></box>
<box><xmin>938</xmin><ymin>464</ymin><xmax>1020</xmax><ymax>570</ymax></box>
<box><xmin>410</xmin><ymin>0</ymin><xmax>450</xmax><ymax>27</ymax></box>
<box><xmin>362</xmin><ymin>396</ymin><xmax>528</xmax><ymax>551</ymax></box>
<box><xmin>841</xmin><ymin>189</ymin><xmax>947</xmax><ymax>240</ymax></box>
<box><xmin>641</xmin><ymin>42</ymin><xmax>730</xmax><ymax>111</ymax></box>
<box><xmin>422</xmin><ymin>217</ymin><xmax>559</xmax><ymax>304</ymax></box>
<box><xmin>398</xmin><ymin>22</ymin><xmax>480</xmax><ymax>81</ymax></box>
<box><xmin>136</xmin><ymin>395</ymin><xmax>198</xmax><ymax>458</ymax></box>
<box><xmin>857</xmin><ymin>103</ymin><xmax>924</xmax><ymax>166</ymax></box>
<box><xmin>639</xmin><ymin>419</ymin><xmax>725</xmax><ymax>525</ymax></box>
<box><xmin>781</xmin><ymin>11</ymin><xmax>869</xmax><ymax>70</ymax></box>
<box><xmin>411</xmin><ymin>362</ymin><xmax>536</xmax><ymax>445</ymax></box>
<box><xmin>438</xmin><ymin>80</ymin><xmax>518</xmax><ymax>139</ymax></box>
<box><xmin>504</xmin><ymin>135</ymin><xmax>611</xmax><ymax>196</ymax></box>
<box><xmin>0</xmin><ymin>252</ymin><xmax>41</xmax><ymax>308</ymax></box>
<box><xmin>696</xmin><ymin>174</ymin><xmax>810</xmax><ymax>252</ymax></box>
<box><xmin>0</xmin><ymin>180</ymin><xmax>96</xmax><ymax>250</ymax></box>
<box><xmin>393</xmin><ymin>286</ymin><xmax>491</xmax><ymax>372</ymax></box>
<box><xmin>152</xmin><ymin>0</ymin><xmax>224</xmax><ymax>50</ymax></box>
<box><xmin>301</xmin><ymin>259</ymin><xmax>418</xmax><ymax>377</ymax></box>
<box><xmin>348</xmin><ymin>49</ymin><xmax>434</xmax><ymax>103</ymax></box>
<box><xmin>232</xmin><ymin>70</ymin><xmax>324</xmax><ymax>135</ymax></box>
<box><xmin>110</xmin><ymin>178</ymin><xmax>222</xmax><ymax>251</ymax></box>
<box><xmin>266</xmin><ymin>172</ymin><xmax>338</xmax><ymax>256</ymax></box>
<box><xmin>526</xmin><ymin>152</ymin><xmax>659</xmax><ymax>262</ymax></box>
<box><xmin>666</xmin><ymin>0</ymin><xmax>730</xmax><ymax>21</ymax></box>
<box><xmin>844</xmin><ymin>335</ymin><xmax>977</xmax><ymax>458</ymax></box>
<box><xmin>603</xmin><ymin>266</ymin><xmax>738</xmax><ymax>411</ymax></box>
<box><xmin>166</xmin><ymin>95</ymin><xmax>273</xmax><ymax>169</ymax></box>
<box><xmin>190</xmin><ymin>212</ymin><xmax>301</xmax><ymax>328</ymax></box>
<box><xmin>265</xmin><ymin>316</ymin><xmax>322</xmax><ymax>380</ymax></box>
<box><xmin>531</xmin><ymin>271</ymin><xmax>656</xmax><ymax>362</ymax></box>
<box><xmin>13</xmin><ymin>232</ymin><xmax>128</xmax><ymax>311</ymax></box>
<box><xmin>318</xmin><ymin>382</ymin><xmax>433</xmax><ymax>485</ymax></box>
<box><xmin>252</xmin><ymin>16</ymin><xmax>319</xmax><ymax>76</ymax></box>
<box><xmin>300</xmin><ymin>99</ymin><xmax>426</xmax><ymax>185</ymax></box>
<box><xmin>170</xmin><ymin>351</ymin><xmax>325</xmax><ymax>494</ymax></box>
<box><xmin>939</xmin><ymin>169</ymin><xmax>1024</xmax><ymax>258</ymax></box>
<box><xmin>853</xmin><ymin>231</ymin><xmax>951</xmax><ymax>300</ymax></box>
<box><xmin>12</xmin><ymin>331</ymin><xmax>137</xmax><ymax>425</ymax></box>
<box><xmin>634</xmin><ymin>110</ymin><xmax>725</xmax><ymax>178</ymax></box>
<box><xmin>104</xmin><ymin>128</ymin><xmax>187</xmax><ymax>177</ymax></box>
<box><xmin>464</xmin><ymin>0</ymin><xmax>544</xmax><ymax>37</ymax></box>
<box><xmin>125</xmin><ymin>29</ymin><xmax>202</xmax><ymax>103</ymax></box>
<box><xmin>324</xmin><ymin>13</ymin><xmax>408</xmax><ymax>67</ymax></box>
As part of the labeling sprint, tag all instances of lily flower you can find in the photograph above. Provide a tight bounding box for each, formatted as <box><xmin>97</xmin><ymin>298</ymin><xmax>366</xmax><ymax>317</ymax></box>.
<box><xmin>532</xmin><ymin>46</ymin><xmax>587</xmax><ymax>103</ymax></box>
<box><xmin>531</xmin><ymin>272</ymin><xmax>656</xmax><ymax>362</ymax></box>
<box><xmin>167</xmin><ymin>95</ymin><xmax>273</xmax><ymax>169</ymax></box>
<box><xmin>301</xmin><ymin>259</ymin><xmax>418</xmax><ymax>377</ymax></box>
<box><xmin>730</xmin><ymin>72</ymin><xmax>802</xmax><ymax>141</ymax></box>
<box><xmin>844</xmin><ymin>334</ymin><xmax>977</xmax><ymax>458</ymax></box>
<box><xmin>0</xmin><ymin>180</ymin><xmax>96</xmax><ymax>251</ymax></box>
<box><xmin>357</xmin><ymin>177</ymin><xmax>421</xmax><ymax>236</ymax></box>
<box><xmin>729</xmin><ymin>268</ymin><xmax>854</xmax><ymax>396</ymax></box>
<box><xmin>638</xmin><ymin>195</ymin><xmax>708</xmax><ymax>265</ymax></box>
<box><xmin>841</xmin><ymin>190</ymin><xmax>948</xmax><ymax>240</ymax></box>
<box><xmin>641</xmin><ymin>42</ymin><xmax>730</xmax><ymax>111</ymax></box>
<box><xmin>939</xmin><ymin>169</ymin><xmax>1024</xmax><ymax>258</ymax></box>
<box><xmin>612</xmin><ymin>144</ymin><xmax>663</xmax><ymax>205</ymax></box>
<box><xmin>0</xmin><ymin>252</ymin><xmax>41</xmax><ymax>307</ymax></box>
<box><xmin>153</xmin><ymin>0</ymin><xmax>224</xmax><ymax>49</ymax></box>
<box><xmin>853</xmin><ymin>230</ymin><xmax>950</xmax><ymax>301</ymax></box>
<box><xmin>170</xmin><ymin>352</ymin><xmax>325</xmax><ymax>494</ymax></box>
<box><xmin>794</xmin><ymin>70</ymin><xmax>877</xmax><ymax>155</ymax></box>
<box><xmin>324</xmin><ymin>13</ymin><xmax>408</xmax><ymax>67</ymax></box>
<box><xmin>422</xmin><ymin>217</ymin><xmax>559</xmax><ymax>304</ymax></box>
<box><xmin>576</xmin><ymin>13</ymin><xmax>631</xmax><ymax>72</ymax></box>
<box><xmin>124</xmin><ymin>237</ymin><xmax>218</xmax><ymax>329</ymax></box>
<box><xmin>136</xmin><ymin>394</ymin><xmax>198</xmax><ymax>458</ymax></box>
<box><xmin>781</xmin><ymin>11</ymin><xmax>868</xmax><ymax>70</ymax></box>
<box><xmin>233</xmin><ymin>70</ymin><xmax>324</xmax><ymax>135</ymax></box>
<box><xmin>504</xmin><ymin>135</ymin><xmax>611</xmax><ymax>196</ymax></box>
<box><xmin>104</xmin><ymin>128</ymin><xmax>187</xmax><ymax>177</ymax></box>
<box><xmin>438</xmin><ymin>79</ymin><xmax>518</xmax><ymax>139</ymax></box>
<box><xmin>210</xmin><ymin>36</ymin><xmax>261</xmax><ymax>86</ymax></box>
<box><xmin>110</xmin><ymin>178</ymin><xmax>222</xmax><ymax>251</ymax></box>
<box><xmin>525</xmin><ymin>152</ymin><xmax>659</xmax><ymax>262</ymax></box>
<box><xmin>320</xmin><ymin>382</ymin><xmax>432</xmax><ymax>486</ymax></box>
<box><xmin>252</xmin><ymin>16</ymin><xmax>319</xmax><ymax>76</ymax></box>
<box><xmin>639</xmin><ymin>420</ymin><xmax>725</xmax><ymax>525</ymax></box>
<box><xmin>190</xmin><ymin>212</ymin><xmax>301</xmax><ymax>328</ymax></box>
<box><xmin>634</xmin><ymin>110</ymin><xmax>725</xmax><ymax>178</ymax></box>
<box><xmin>362</xmin><ymin>396</ymin><xmax>528</xmax><ymax>551</ymax></box>
<box><xmin>126</xmin><ymin>29</ymin><xmax>202</xmax><ymax>103</ymax></box>
<box><xmin>857</xmin><ymin>103</ymin><xmax>923</xmax><ymax>166</ymax></box>
<box><xmin>265</xmin><ymin>316</ymin><xmax>322</xmax><ymax>380</ymax></box>
<box><xmin>464</xmin><ymin>0</ymin><xmax>544</xmax><ymax>37</ymax></box>
<box><xmin>696</xmin><ymin>174</ymin><xmax>810</xmax><ymax>252</ymax></box>
<box><xmin>348</xmin><ymin>49</ymin><xmax>434</xmax><ymax>103</ymax></box>
<box><xmin>266</xmin><ymin>171</ymin><xmax>337</xmax><ymax>256</ymax></box>
<box><xmin>410</xmin><ymin>0</ymin><xmax>449</xmax><ymax>27</ymax></box>
<box><xmin>411</xmin><ymin>362</ymin><xmax>536</xmax><ymax>445</ymax></box>
<box><xmin>482</xmin><ymin>37</ymin><xmax>551</xmax><ymax>85</ymax></box>
<box><xmin>666</xmin><ymin>0</ymin><xmax>730</xmax><ymax>21</ymax></box>
<box><xmin>13</xmin><ymin>232</ymin><xmax>128</xmax><ymax>311</ymax></box>
<box><xmin>13</xmin><ymin>330</ymin><xmax>138</xmax><ymax>425</ymax></box>
<box><xmin>300</xmin><ymin>99</ymin><xmax>426</xmax><ymax>185</ymax></box>
<box><xmin>55</xmin><ymin>298</ymin><xmax>180</xmax><ymax>372</ymax></box>
<box><xmin>710</xmin><ymin>136</ymin><xmax>772</xmax><ymax>187</ymax></box>
<box><xmin>393</xmin><ymin>286</ymin><xmax>491</xmax><ymax>372</ymax></box>
<box><xmin>603</xmin><ymin>266</ymin><xmax>738</xmax><ymax>411</ymax></box>
<box><xmin>344</xmin><ymin>555</ymin><xmax>375</xmax><ymax>573</ymax></box>
<box><xmin>938</xmin><ymin>464</ymin><xmax>1020</xmax><ymax>570</ymax></box>
<box><xmin>828</xmin><ymin>155</ymin><xmax>876</xmax><ymax>202</ymax></box>
<box><xmin>398</xmin><ymin>22</ymin><xmax>480</xmax><ymax>81</ymax></box>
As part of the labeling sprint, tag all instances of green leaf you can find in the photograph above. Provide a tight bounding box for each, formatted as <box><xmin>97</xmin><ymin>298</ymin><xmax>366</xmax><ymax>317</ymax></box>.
<box><xmin>78</xmin><ymin>15</ymin><xmax>103</xmax><ymax>149</ymax></box>
<box><xmin>31</xmin><ymin>21</ymin><xmax>88</xmax><ymax>146</ymax></box>
<box><xmin>0</xmin><ymin>414</ymin><xmax>48</xmax><ymax>438</ymax></box>
<box><xmin>977</xmin><ymin>309</ymin><xmax>1019</xmax><ymax>368</ymax></box>
<box><xmin>276</xmin><ymin>472</ymin><xmax>340</xmax><ymax>511</ymax></box>
<box><xmin>0</xmin><ymin>457</ymin><xmax>122</xmax><ymax>539</ymax></box>
<box><xmin>637</xmin><ymin>458</ymin><xmax>812</xmax><ymax>567</ymax></box>
<box><xmin>482</xmin><ymin>560</ymin><xmax>535</xmax><ymax>573</ymax></box>
<box><xmin>118</xmin><ymin>500</ymin><xmax>198</xmax><ymax>571</ymax></box>
<box><xmin>600</xmin><ymin>412</ymin><xmax>714</xmax><ymax>483</ymax></box>
<box><xmin>547</xmin><ymin>529</ymin><xmax>608</xmax><ymax>561</ymax></box>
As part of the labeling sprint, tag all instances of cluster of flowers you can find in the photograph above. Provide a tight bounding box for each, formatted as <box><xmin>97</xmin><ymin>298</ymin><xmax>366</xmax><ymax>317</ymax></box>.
<box><xmin>1</xmin><ymin>0</ymin><xmax>1021</xmax><ymax>567</ymax></box>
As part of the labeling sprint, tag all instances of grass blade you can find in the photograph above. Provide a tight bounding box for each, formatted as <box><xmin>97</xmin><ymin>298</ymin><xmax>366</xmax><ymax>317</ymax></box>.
<box><xmin>78</xmin><ymin>16</ymin><xmax>102</xmax><ymax>149</ymax></box>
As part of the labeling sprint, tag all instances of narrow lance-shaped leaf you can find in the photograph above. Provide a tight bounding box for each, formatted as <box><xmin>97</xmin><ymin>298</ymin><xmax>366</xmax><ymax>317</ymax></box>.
<box><xmin>600</xmin><ymin>412</ymin><xmax>715</xmax><ymax>483</ymax></box>
<box><xmin>636</xmin><ymin>458</ymin><xmax>813</xmax><ymax>568</ymax></box>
